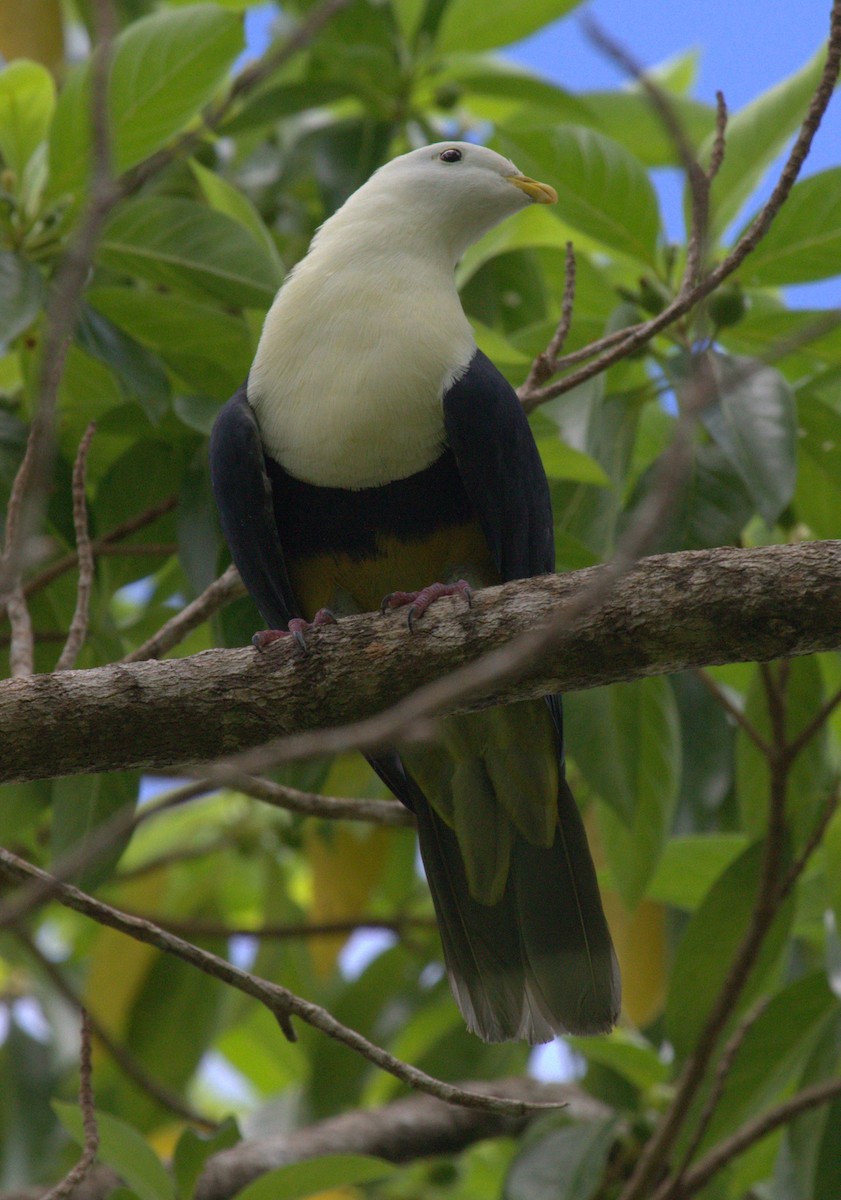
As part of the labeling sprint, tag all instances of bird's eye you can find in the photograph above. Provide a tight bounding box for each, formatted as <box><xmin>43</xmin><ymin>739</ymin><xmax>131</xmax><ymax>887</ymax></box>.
<box><xmin>439</xmin><ymin>148</ymin><xmax>463</xmax><ymax>163</ymax></box>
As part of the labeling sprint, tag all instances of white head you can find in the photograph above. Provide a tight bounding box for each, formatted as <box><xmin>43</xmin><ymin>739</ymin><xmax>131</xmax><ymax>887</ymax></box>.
<box><xmin>309</xmin><ymin>141</ymin><xmax>557</xmax><ymax>267</ymax></box>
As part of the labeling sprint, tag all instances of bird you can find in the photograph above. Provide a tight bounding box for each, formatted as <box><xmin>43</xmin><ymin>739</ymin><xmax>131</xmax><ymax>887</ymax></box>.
<box><xmin>209</xmin><ymin>141</ymin><xmax>620</xmax><ymax>1042</ymax></box>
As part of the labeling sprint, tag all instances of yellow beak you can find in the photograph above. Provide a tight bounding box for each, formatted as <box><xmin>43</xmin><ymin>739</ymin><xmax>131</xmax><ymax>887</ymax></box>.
<box><xmin>506</xmin><ymin>174</ymin><xmax>558</xmax><ymax>205</ymax></box>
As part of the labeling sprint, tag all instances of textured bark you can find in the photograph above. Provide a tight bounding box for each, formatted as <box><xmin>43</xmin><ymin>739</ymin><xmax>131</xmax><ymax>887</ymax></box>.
<box><xmin>1</xmin><ymin>542</ymin><xmax>840</xmax><ymax>784</ymax></box>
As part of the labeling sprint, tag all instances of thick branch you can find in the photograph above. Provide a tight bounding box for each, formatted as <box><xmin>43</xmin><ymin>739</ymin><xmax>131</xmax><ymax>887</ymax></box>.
<box><xmin>1</xmin><ymin>543</ymin><xmax>839</xmax><ymax>784</ymax></box>
<box><xmin>0</xmin><ymin>1080</ymin><xmax>607</xmax><ymax>1200</ymax></box>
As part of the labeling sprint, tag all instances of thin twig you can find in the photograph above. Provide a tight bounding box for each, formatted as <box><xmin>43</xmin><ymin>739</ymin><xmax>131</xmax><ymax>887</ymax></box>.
<box><xmin>6</xmin><ymin>584</ymin><xmax>34</xmax><ymax>677</ymax></box>
<box><xmin>43</xmin><ymin>1009</ymin><xmax>99</xmax><ymax>1200</ymax></box>
<box><xmin>695</xmin><ymin>668</ymin><xmax>772</xmax><ymax>756</ymax></box>
<box><xmin>230</xmin><ymin>773</ymin><xmax>413</xmax><ymax>826</ymax></box>
<box><xmin>122</xmin><ymin>913</ymin><xmax>437</xmax><ymax>940</ymax></box>
<box><xmin>670</xmin><ymin>1076</ymin><xmax>841</xmax><ymax>1200</ymax></box>
<box><xmin>121</xmin><ymin>563</ymin><xmax>245</xmax><ymax>663</ymax></box>
<box><xmin>708</xmin><ymin>92</ymin><xmax>728</xmax><ymax>181</ymax></box>
<box><xmin>669</xmin><ymin>997</ymin><xmax>770</xmax><ymax>1194</ymax></box>
<box><xmin>56</xmin><ymin>422</ymin><xmax>97</xmax><ymax>672</ymax></box>
<box><xmin>20</xmin><ymin>496</ymin><xmax>177</xmax><ymax>601</ymax></box>
<box><xmin>777</xmin><ymin>786</ymin><xmax>840</xmax><ymax>901</ymax></box>
<box><xmin>0</xmin><ymin>848</ymin><xmax>566</xmax><ymax>1117</ymax></box>
<box><xmin>785</xmin><ymin>681</ymin><xmax>841</xmax><ymax>764</ymax></box>
<box><xmin>520</xmin><ymin>242</ymin><xmax>577</xmax><ymax>407</ymax></box>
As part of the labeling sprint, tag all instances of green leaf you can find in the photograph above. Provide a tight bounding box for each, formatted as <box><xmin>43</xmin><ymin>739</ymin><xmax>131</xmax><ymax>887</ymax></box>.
<box><xmin>76</xmin><ymin>303</ymin><xmax>170</xmax><ymax>423</ymax></box>
<box><xmin>700</xmin><ymin>352</ymin><xmax>797</xmax><ymax>525</ymax></box>
<box><xmin>647</xmin><ymin>834</ymin><xmax>748</xmax><ymax>910</ymax></box>
<box><xmin>427</xmin><ymin>56</ymin><xmax>594</xmax><ymax>126</ymax></box>
<box><xmin>498</xmin><ymin>128</ymin><xmax>661</xmax><ymax>266</ymax></box>
<box><xmin>232</xmin><ymin>1155</ymin><xmax>395</xmax><ymax>1200</ymax></box>
<box><xmin>538</xmin><ymin>437</ymin><xmax>612</xmax><ymax>486</ymax></box>
<box><xmin>54</xmin><ymin>1102</ymin><xmax>175</xmax><ymax>1200</ymax></box>
<box><xmin>457</xmin><ymin>204</ymin><xmax>571</xmax><ymax>289</ymax></box>
<box><xmin>740</xmin><ymin>168</ymin><xmax>841</xmax><ymax>284</ymax></box>
<box><xmin>89</xmin><ymin>285</ymin><xmax>253</xmax><ymax>397</ymax></box>
<box><xmin>123</xmin><ymin>953</ymin><xmax>225</xmax><ymax>1131</ymax></box>
<box><xmin>0</xmin><ymin>59</ymin><xmax>55</xmax><ymax>177</ymax></box>
<box><xmin>50</xmin><ymin>771</ymin><xmax>139</xmax><ymax>890</ymax></box>
<box><xmin>795</xmin><ymin>393</ymin><xmax>841</xmax><ymax>537</ymax></box>
<box><xmin>503</xmin><ymin>1118</ymin><xmax>617</xmax><ymax>1200</ymax></box>
<box><xmin>0</xmin><ymin>252</ymin><xmax>44</xmax><ymax>344</ymax></box>
<box><xmin>107</xmin><ymin>4</ymin><xmax>243</xmax><ymax>174</ymax></box>
<box><xmin>566</xmin><ymin>90</ymin><xmax>715</xmax><ymax>169</ymax></box>
<box><xmin>633</xmin><ymin>438</ymin><xmax>755</xmax><ymax>552</ymax></box>
<box><xmin>773</xmin><ymin>1011</ymin><xmax>841</xmax><ymax>1200</ymax></box>
<box><xmin>666</xmin><ymin>841</ymin><xmax>795</xmax><ymax>1058</ymax></box>
<box><xmin>189</xmin><ymin>159</ymin><xmax>284</xmax><ymax>274</ymax></box>
<box><xmin>98</xmin><ymin>198</ymin><xmax>282</xmax><ymax>309</ymax></box>
<box><xmin>48</xmin><ymin>6</ymin><xmax>242</xmax><ymax>197</ymax></box>
<box><xmin>736</xmin><ymin>658</ymin><xmax>830</xmax><ymax>845</ymax></box>
<box><xmin>567</xmin><ymin>677</ymin><xmax>680</xmax><ymax>822</ymax></box>
<box><xmin>436</xmin><ymin>0</ymin><xmax>583</xmax><ymax>54</ymax></box>
<box><xmin>45</xmin><ymin>60</ymin><xmax>91</xmax><ymax>203</ymax></box>
<box><xmin>703</xmin><ymin>44</ymin><xmax>829</xmax><ymax>240</ymax></box>
<box><xmin>568</xmin><ymin>1031</ymin><xmax>668</xmax><ymax>1091</ymax></box>
<box><xmin>174</xmin><ymin>1119</ymin><xmax>240</xmax><ymax>1200</ymax></box>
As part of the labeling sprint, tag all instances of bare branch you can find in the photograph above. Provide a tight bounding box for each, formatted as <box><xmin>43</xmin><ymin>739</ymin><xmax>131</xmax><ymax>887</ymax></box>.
<box><xmin>124</xmin><ymin>913</ymin><xmax>436</xmax><ymax>940</ymax></box>
<box><xmin>42</xmin><ymin>1009</ymin><xmax>98</xmax><ymax>1200</ymax></box>
<box><xmin>2</xmin><ymin>543</ymin><xmax>841</xmax><ymax>785</ymax></box>
<box><xmin>784</xmin><ymin>681</ymin><xmax>841</xmax><ymax>763</ymax></box>
<box><xmin>56</xmin><ymin>423</ymin><xmax>97</xmax><ymax>672</ymax></box>
<box><xmin>708</xmin><ymin>91</ymin><xmax>728</xmax><ymax>181</ymax></box>
<box><xmin>6</xmin><ymin>585</ymin><xmax>34</xmax><ymax>678</ymax></box>
<box><xmin>230</xmin><ymin>773</ymin><xmax>413</xmax><ymax>826</ymax></box>
<box><xmin>519</xmin><ymin>242</ymin><xmax>576</xmax><ymax>408</ymax></box>
<box><xmin>0</xmin><ymin>848</ymin><xmax>567</xmax><ymax>1118</ymax></box>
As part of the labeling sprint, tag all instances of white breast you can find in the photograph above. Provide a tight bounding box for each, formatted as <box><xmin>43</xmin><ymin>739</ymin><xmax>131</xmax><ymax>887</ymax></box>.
<box><xmin>247</xmin><ymin>216</ymin><xmax>476</xmax><ymax>490</ymax></box>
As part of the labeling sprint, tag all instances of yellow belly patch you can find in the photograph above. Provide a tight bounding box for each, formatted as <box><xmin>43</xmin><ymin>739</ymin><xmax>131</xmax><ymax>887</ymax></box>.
<box><xmin>289</xmin><ymin>522</ymin><xmax>497</xmax><ymax>619</ymax></box>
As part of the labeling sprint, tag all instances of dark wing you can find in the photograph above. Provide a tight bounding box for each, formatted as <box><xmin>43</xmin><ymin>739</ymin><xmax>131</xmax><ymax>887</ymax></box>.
<box><xmin>209</xmin><ymin>383</ymin><xmax>298</xmax><ymax>631</ymax></box>
<box><xmin>442</xmin><ymin>347</ymin><xmax>566</xmax><ymax>744</ymax></box>
<box><xmin>443</xmin><ymin>349</ymin><xmax>554</xmax><ymax>582</ymax></box>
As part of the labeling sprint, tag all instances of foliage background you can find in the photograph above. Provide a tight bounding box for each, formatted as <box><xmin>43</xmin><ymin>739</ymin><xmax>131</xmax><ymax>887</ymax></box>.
<box><xmin>1</xmin><ymin>1</ymin><xmax>841</xmax><ymax>1197</ymax></box>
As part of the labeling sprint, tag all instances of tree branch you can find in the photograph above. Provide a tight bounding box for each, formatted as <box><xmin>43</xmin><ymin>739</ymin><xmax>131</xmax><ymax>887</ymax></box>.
<box><xmin>0</xmin><ymin>1080</ymin><xmax>608</xmax><ymax>1200</ymax></box>
<box><xmin>0</xmin><ymin>543</ymin><xmax>839</xmax><ymax>784</ymax></box>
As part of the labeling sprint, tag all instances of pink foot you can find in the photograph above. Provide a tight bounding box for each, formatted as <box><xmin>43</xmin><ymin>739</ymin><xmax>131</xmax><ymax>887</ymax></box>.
<box><xmin>380</xmin><ymin>580</ymin><xmax>472</xmax><ymax>632</ymax></box>
<box><xmin>252</xmin><ymin>608</ymin><xmax>337</xmax><ymax>654</ymax></box>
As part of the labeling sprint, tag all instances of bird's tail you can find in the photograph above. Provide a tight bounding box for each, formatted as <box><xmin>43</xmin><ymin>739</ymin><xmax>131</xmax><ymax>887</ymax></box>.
<box><xmin>412</xmin><ymin>774</ymin><xmax>621</xmax><ymax>1043</ymax></box>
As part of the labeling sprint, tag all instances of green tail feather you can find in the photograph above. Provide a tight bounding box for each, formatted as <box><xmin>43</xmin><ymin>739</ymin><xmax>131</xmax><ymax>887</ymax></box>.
<box><xmin>414</xmin><ymin>775</ymin><xmax>620</xmax><ymax>1042</ymax></box>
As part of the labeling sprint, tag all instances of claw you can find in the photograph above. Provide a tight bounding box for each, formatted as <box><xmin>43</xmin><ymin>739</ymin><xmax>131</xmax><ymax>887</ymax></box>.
<box><xmin>380</xmin><ymin>580</ymin><xmax>473</xmax><ymax>631</ymax></box>
<box><xmin>252</xmin><ymin>609</ymin><xmax>338</xmax><ymax>656</ymax></box>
